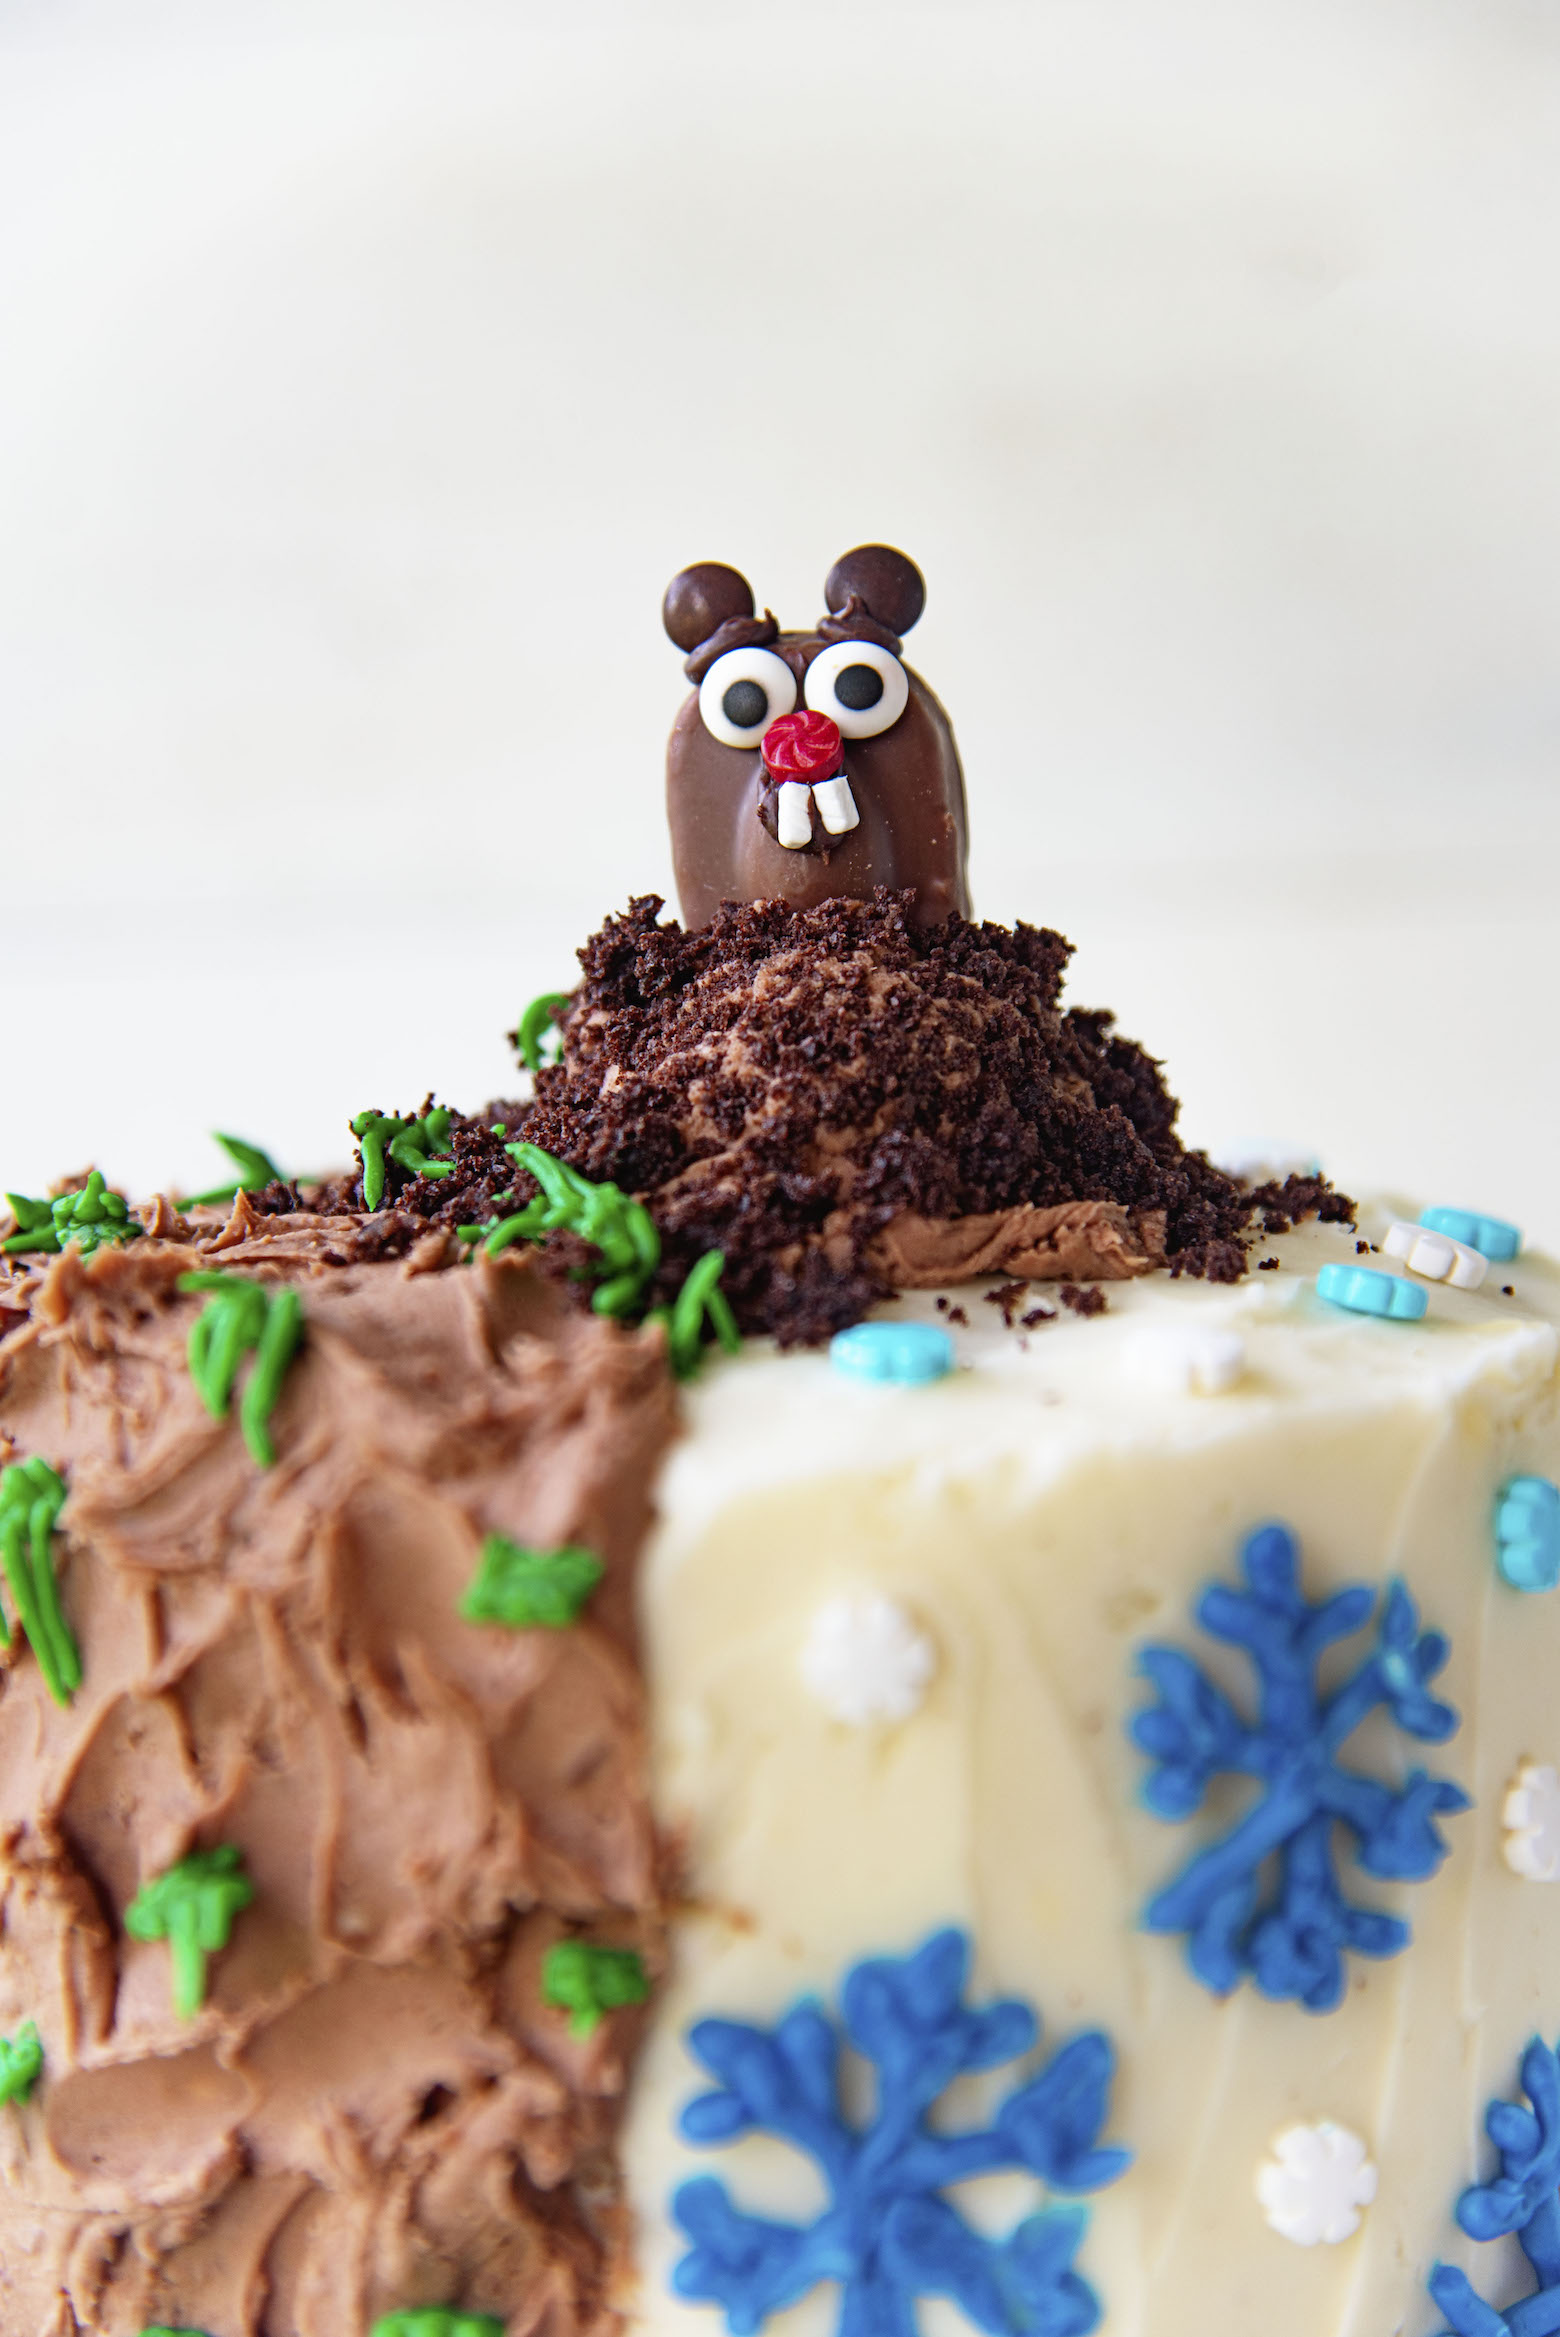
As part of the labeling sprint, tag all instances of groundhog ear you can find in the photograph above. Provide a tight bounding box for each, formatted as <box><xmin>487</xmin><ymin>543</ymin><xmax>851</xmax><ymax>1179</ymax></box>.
<box><xmin>662</xmin><ymin>563</ymin><xmax>756</xmax><ymax>654</ymax></box>
<box><xmin>824</xmin><ymin>545</ymin><xmax>926</xmax><ymax>637</ymax></box>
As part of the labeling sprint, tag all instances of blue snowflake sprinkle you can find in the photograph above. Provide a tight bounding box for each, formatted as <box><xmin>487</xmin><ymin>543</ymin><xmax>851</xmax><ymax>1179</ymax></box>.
<box><xmin>1494</xmin><ymin>1478</ymin><xmax>1560</xmax><ymax>1594</ymax></box>
<box><xmin>1428</xmin><ymin>2034</ymin><xmax>1560</xmax><ymax>2335</ymax></box>
<box><xmin>671</xmin><ymin>1925</ymin><xmax>1130</xmax><ymax>2337</ymax></box>
<box><xmin>830</xmin><ymin>1322</ymin><xmax>954</xmax><ymax>1387</ymax></box>
<box><xmin>1130</xmin><ymin>1521</ymin><xmax>1470</xmax><ymax>2012</ymax></box>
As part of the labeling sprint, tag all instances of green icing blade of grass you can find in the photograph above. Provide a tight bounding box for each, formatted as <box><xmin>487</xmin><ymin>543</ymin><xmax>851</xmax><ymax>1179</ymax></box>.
<box><xmin>515</xmin><ymin>990</ymin><xmax>571</xmax><ymax>1073</ymax></box>
<box><xmin>0</xmin><ymin>1457</ymin><xmax>82</xmax><ymax>1705</ymax></box>
<box><xmin>645</xmin><ymin>1248</ymin><xmax>740</xmax><ymax>1380</ymax></box>
<box><xmin>181</xmin><ymin>1131</ymin><xmax>287</xmax><ymax>1208</ymax></box>
<box><xmin>350</xmin><ymin>1107</ymin><xmax>456</xmax><ymax>1212</ymax></box>
<box><xmin>467</xmin><ymin>1145</ymin><xmax>737</xmax><ymax>1377</ymax></box>
<box><xmin>124</xmin><ymin>1846</ymin><xmax>254</xmax><ymax>2020</ymax></box>
<box><xmin>3</xmin><ymin>1171</ymin><xmax>140</xmax><ymax>1258</ymax></box>
<box><xmin>540</xmin><ymin>1941</ymin><xmax>650</xmax><ymax>2039</ymax></box>
<box><xmin>459</xmin><ymin>1536</ymin><xmax>603</xmax><ymax>1630</ymax></box>
<box><xmin>370</xmin><ymin>2312</ymin><xmax>506</xmax><ymax>2337</ymax></box>
<box><xmin>177</xmin><ymin>1273</ymin><xmax>304</xmax><ymax>1468</ymax></box>
<box><xmin>0</xmin><ymin>2020</ymin><xmax>43</xmax><ymax>2106</ymax></box>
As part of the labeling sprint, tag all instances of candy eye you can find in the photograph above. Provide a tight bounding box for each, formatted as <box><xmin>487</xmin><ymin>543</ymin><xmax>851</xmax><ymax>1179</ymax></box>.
<box><xmin>803</xmin><ymin>641</ymin><xmax>909</xmax><ymax>739</ymax></box>
<box><xmin>698</xmin><ymin>648</ymin><xmax>798</xmax><ymax>747</ymax></box>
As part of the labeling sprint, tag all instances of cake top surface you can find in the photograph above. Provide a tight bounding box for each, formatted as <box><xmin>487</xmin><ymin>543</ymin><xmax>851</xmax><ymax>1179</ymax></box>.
<box><xmin>650</xmin><ymin>1207</ymin><xmax>1560</xmax><ymax>1541</ymax></box>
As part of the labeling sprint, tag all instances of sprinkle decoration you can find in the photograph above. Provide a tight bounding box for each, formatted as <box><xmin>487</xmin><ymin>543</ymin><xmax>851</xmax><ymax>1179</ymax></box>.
<box><xmin>1123</xmin><ymin>1323</ymin><xmax>1246</xmax><ymax>1396</ymax></box>
<box><xmin>181</xmin><ymin>1131</ymin><xmax>287</xmax><ymax>1209</ymax></box>
<box><xmin>671</xmin><ymin>1925</ymin><xmax>1130</xmax><ymax>2337</ymax></box>
<box><xmin>370</xmin><ymin>2313</ymin><xmax>505</xmax><ymax>2337</ymax></box>
<box><xmin>1494</xmin><ymin>1477</ymin><xmax>1560</xmax><ymax>1593</ymax></box>
<box><xmin>799</xmin><ymin>1594</ymin><xmax>937</xmax><ymax>1726</ymax></box>
<box><xmin>125</xmin><ymin>1846</ymin><xmax>254</xmax><ymax>2020</ymax></box>
<box><xmin>351</xmin><ymin>1107</ymin><xmax>457</xmax><ymax>1213</ymax></box>
<box><xmin>1420</xmin><ymin>1205</ymin><xmax>1521</xmax><ymax>1263</ymax></box>
<box><xmin>1130</xmin><ymin>1521</ymin><xmax>1468</xmax><ymax>2012</ymax></box>
<box><xmin>0</xmin><ymin>2019</ymin><xmax>43</xmax><ymax>2106</ymax></box>
<box><xmin>458</xmin><ymin>1142</ymin><xmax>738</xmax><ymax>1373</ymax></box>
<box><xmin>646</xmin><ymin>1248</ymin><xmax>741</xmax><ymax>1380</ymax></box>
<box><xmin>0</xmin><ymin>1457</ymin><xmax>82</xmax><ymax>1705</ymax></box>
<box><xmin>542</xmin><ymin>1941</ymin><xmax>650</xmax><ymax>2039</ymax></box>
<box><xmin>138</xmin><ymin>2327</ymin><xmax>213</xmax><ymax>2336</ymax></box>
<box><xmin>178</xmin><ymin>1272</ymin><xmax>304</xmax><ymax>1469</ymax></box>
<box><xmin>830</xmin><ymin>1320</ymin><xmax>954</xmax><ymax>1386</ymax></box>
<box><xmin>1381</xmin><ymin>1220</ymin><xmax>1488</xmax><ymax>1291</ymax></box>
<box><xmin>1428</xmin><ymin>2034</ymin><xmax>1560</xmax><ymax>2334</ymax></box>
<box><xmin>459</xmin><ymin>1535</ymin><xmax>603</xmax><ymax>1630</ymax></box>
<box><xmin>3</xmin><ymin>1170</ymin><xmax>140</xmax><ymax>1258</ymax></box>
<box><xmin>516</xmin><ymin>990</ymin><xmax>572</xmax><ymax>1073</ymax></box>
<box><xmin>472</xmin><ymin>1142</ymin><xmax>661</xmax><ymax>1311</ymax></box>
<box><xmin>1503</xmin><ymin>1763</ymin><xmax>1560</xmax><ymax>1882</ymax></box>
<box><xmin>1315</xmin><ymin>1261</ymin><xmax>1427</xmax><ymax>1321</ymax></box>
<box><xmin>1256</xmin><ymin>2120</ymin><xmax>1377</xmax><ymax>2246</ymax></box>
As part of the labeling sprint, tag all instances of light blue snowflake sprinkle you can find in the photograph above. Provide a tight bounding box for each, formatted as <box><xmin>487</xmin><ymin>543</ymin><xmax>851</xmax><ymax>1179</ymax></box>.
<box><xmin>1130</xmin><ymin>1521</ymin><xmax>1469</xmax><ymax>2012</ymax></box>
<box><xmin>1420</xmin><ymin>1206</ymin><xmax>1522</xmax><ymax>1263</ymax></box>
<box><xmin>672</xmin><ymin>1925</ymin><xmax>1130</xmax><ymax>2337</ymax></box>
<box><xmin>1428</xmin><ymin>2033</ymin><xmax>1560</xmax><ymax>2335</ymax></box>
<box><xmin>1316</xmin><ymin>1262</ymin><xmax>1427</xmax><ymax>1322</ymax></box>
<box><xmin>1494</xmin><ymin>1478</ymin><xmax>1560</xmax><ymax>1593</ymax></box>
<box><xmin>830</xmin><ymin>1321</ymin><xmax>954</xmax><ymax>1386</ymax></box>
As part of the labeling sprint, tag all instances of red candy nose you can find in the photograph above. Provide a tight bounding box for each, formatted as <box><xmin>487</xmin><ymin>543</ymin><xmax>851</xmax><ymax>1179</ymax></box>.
<box><xmin>762</xmin><ymin>709</ymin><xmax>842</xmax><ymax>779</ymax></box>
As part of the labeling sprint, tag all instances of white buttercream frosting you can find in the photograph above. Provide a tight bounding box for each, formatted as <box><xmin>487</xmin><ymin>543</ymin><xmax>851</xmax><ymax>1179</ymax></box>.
<box><xmin>622</xmin><ymin>1206</ymin><xmax>1560</xmax><ymax>2337</ymax></box>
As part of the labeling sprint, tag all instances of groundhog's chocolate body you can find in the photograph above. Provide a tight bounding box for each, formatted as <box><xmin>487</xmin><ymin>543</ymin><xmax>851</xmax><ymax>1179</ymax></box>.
<box><xmin>662</xmin><ymin>549</ymin><xmax>971</xmax><ymax>930</ymax></box>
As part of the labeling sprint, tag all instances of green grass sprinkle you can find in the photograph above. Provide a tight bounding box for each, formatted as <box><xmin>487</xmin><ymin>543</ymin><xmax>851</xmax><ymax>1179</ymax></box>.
<box><xmin>541</xmin><ymin>1941</ymin><xmax>650</xmax><ymax>2039</ymax></box>
<box><xmin>351</xmin><ymin>1107</ymin><xmax>456</xmax><ymax>1212</ymax></box>
<box><xmin>178</xmin><ymin>1272</ymin><xmax>304</xmax><ymax>1469</ymax></box>
<box><xmin>3</xmin><ymin>1170</ymin><xmax>140</xmax><ymax>1258</ymax></box>
<box><xmin>180</xmin><ymin>1131</ymin><xmax>287</xmax><ymax>1208</ymax></box>
<box><xmin>459</xmin><ymin>1536</ymin><xmax>603</xmax><ymax>1630</ymax></box>
<box><xmin>125</xmin><ymin>1846</ymin><xmax>254</xmax><ymax>2021</ymax></box>
<box><xmin>516</xmin><ymin>990</ymin><xmax>571</xmax><ymax>1073</ymax></box>
<box><xmin>0</xmin><ymin>1458</ymin><xmax>81</xmax><ymax>1705</ymax></box>
<box><xmin>370</xmin><ymin>2313</ymin><xmax>505</xmax><ymax>2337</ymax></box>
<box><xmin>0</xmin><ymin>2020</ymin><xmax>43</xmax><ymax>2107</ymax></box>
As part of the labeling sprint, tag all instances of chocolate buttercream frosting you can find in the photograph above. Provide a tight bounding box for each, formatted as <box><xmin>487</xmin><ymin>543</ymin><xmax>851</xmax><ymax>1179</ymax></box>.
<box><xmin>0</xmin><ymin>1213</ymin><xmax>676</xmax><ymax>2337</ymax></box>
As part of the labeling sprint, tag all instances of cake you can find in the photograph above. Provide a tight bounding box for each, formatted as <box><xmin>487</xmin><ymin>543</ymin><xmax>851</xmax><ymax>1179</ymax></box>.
<box><xmin>1</xmin><ymin>548</ymin><xmax>1555</xmax><ymax>2337</ymax></box>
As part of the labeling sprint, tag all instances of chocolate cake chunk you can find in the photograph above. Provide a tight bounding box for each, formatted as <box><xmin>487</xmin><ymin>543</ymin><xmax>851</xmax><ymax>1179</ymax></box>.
<box><xmin>0</xmin><ymin>1216</ymin><xmax>675</xmax><ymax>2337</ymax></box>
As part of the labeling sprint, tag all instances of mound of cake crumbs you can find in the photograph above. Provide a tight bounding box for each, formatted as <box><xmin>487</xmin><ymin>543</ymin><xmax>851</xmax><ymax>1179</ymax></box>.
<box><xmin>287</xmin><ymin>892</ymin><xmax>1351</xmax><ymax>1344</ymax></box>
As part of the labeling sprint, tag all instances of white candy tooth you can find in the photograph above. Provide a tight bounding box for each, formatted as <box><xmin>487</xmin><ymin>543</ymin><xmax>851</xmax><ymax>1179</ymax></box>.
<box><xmin>776</xmin><ymin>781</ymin><xmax>813</xmax><ymax>849</ymax></box>
<box><xmin>812</xmin><ymin>775</ymin><xmax>860</xmax><ymax>836</ymax></box>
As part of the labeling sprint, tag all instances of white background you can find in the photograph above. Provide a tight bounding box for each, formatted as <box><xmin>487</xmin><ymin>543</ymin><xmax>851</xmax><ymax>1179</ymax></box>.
<box><xmin>2</xmin><ymin>0</ymin><xmax>1557</xmax><ymax>1236</ymax></box>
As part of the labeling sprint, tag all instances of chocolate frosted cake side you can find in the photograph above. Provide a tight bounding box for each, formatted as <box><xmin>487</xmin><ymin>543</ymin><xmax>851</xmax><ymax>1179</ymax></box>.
<box><xmin>0</xmin><ymin>1210</ymin><xmax>676</xmax><ymax>2337</ymax></box>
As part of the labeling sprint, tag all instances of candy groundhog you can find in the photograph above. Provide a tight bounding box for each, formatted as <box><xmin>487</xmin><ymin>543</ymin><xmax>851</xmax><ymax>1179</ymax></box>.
<box><xmin>662</xmin><ymin>544</ymin><xmax>971</xmax><ymax>928</ymax></box>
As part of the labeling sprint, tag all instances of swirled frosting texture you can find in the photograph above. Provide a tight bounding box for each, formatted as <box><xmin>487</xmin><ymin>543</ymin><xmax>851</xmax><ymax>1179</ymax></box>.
<box><xmin>0</xmin><ymin>1212</ymin><xmax>676</xmax><ymax>2337</ymax></box>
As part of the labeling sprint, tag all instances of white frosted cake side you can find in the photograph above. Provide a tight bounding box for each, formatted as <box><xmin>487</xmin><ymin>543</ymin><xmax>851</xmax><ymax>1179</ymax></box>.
<box><xmin>623</xmin><ymin>1209</ymin><xmax>1560</xmax><ymax>2337</ymax></box>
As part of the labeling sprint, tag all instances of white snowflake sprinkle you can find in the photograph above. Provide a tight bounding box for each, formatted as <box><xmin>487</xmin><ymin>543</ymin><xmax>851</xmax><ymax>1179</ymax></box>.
<box><xmin>1381</xmin><ymin>1219</ymin><xmax>1488</xmax><ymax>1291</ymax></box>
<box><xmin>1503</xmin><ymin>1763</ymin><xmax>1560</xmax><ymax>1881</ymax></box>
<box><xmin>800</xmin><ymin>1595</ymin><xmax>936</xmax><ymax>1727</ymax></box>
<box><xmin>1256</xmin><ymin>2121</ymin><xmax>1377</xmax><ymax>2246</ymax></box>
<box><xmin>1123</xmin><ymin>1323</ymin><xmax>1246</xmax><ymax>1397</ymax></box>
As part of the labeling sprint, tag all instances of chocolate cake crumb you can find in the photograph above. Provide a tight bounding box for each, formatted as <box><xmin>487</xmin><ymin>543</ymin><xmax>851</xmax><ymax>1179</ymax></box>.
<box><xmin>1258</xmin><ymin>1257</ymin><xmax>1280</xmax><ymax>1270</ymax></box>
<box><xmin>1021</xmin><ymin>1305</ymin><xmax>1056</xmax><ymax>1328</ymax></box>
<box><xmin>984</xmin><ymin>1281</ymin><xmax>1030</xmax><ymax>1329</ymax></box>
<box><xmin>946</xmin><ymin>1303</ymin><xmax>969</xmax><ymax>1326</ymax></box>
<box><xmin>935</xmin><ymin>1295</ymin><xmax>949</xmax><ymax>1311</ymax></box>
<box><xmin>1357</xmin><ymin>1240</ymin><xmax>1370</xmax><ymax>1254</ymax></box>
<box><xmin>1504</xmin><ymin>1285</ymin><xmax>1516</xmax><ymax>1296</ymax></box>
<box><xmin>1059</xmin><ymin>1284</ymin><xmax>1107</xmax><ymax>1317</ymax></box>
<box><xmin>249</xmin><ymin>893</ymin><xmax>1355</xmax><ymax>1347</ymax></box>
